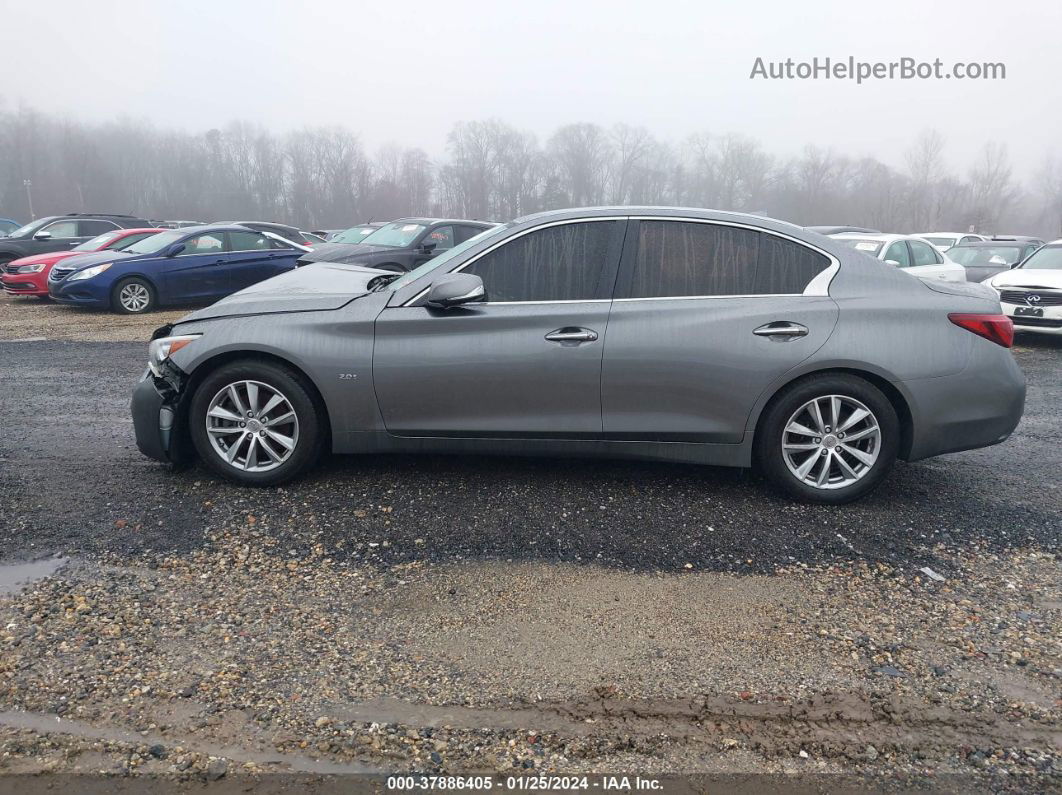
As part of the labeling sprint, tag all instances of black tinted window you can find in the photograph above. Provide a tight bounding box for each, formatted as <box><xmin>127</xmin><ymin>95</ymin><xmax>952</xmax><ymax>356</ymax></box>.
<box><xmin>629</xmin><ymin>221</ymin><xmax>828</xmax><ymax>297</ymax></box>
<box><xmin>78</xmin><ymin>219</ymin><xmax>119</xmax><ymax>236</ymax></box>
<box><xmin>463</xmin><ymin>221</ymin><xmax>615</xmax><ymax>302</ymax></box>
<box><xmin>228</xmin><ymin>231</ymin><xmax>271</xmax><ymax>251</ymax></box>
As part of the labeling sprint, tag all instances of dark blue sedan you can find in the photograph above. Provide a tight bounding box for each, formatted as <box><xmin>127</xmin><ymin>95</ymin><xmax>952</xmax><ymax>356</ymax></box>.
<box><xmin>48</xmin><ymin>225</ymin><xmax>310</xmax><ymax>313</ymax></box>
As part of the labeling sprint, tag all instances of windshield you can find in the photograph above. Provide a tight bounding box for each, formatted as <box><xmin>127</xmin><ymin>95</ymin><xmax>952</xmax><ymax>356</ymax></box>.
<box><xmin>1018</xmin><ymin>245</ymin><xmax>1062</xmax><ymax>270</ymax></box>
<box><xmin>360</xmin><ymin>222</ymin><xmax>427</xmax><ymax>248</ymax></box>
<box><xmin>948</xmin><ymin>246</ymin><xmax>1021</xmax><ymax>266</ymax></box>
<box><xmin>123</xmin><ymin>229</ymin><xmax>186</xmax><ymax>255</ymax></box>
<box><xmin>332</xmin><ymin>225</ymin><xmax>379</xmax><ymax>244</ymax></box>
<box><xmin>837</xmin><ymin>238</ymin><xmax>884</xmax><ymax>256</ymax></box>
<box><xmin>923</xmin><ymin>236</ymin><xmax>957</xmax><ymax>247</ymax></box>
<box><xmin>73</xmin><ymin>230</ymin><xmax>123</xmax><ymax>251</ymax></box>
<box><xmin>387</xmin><ymin>224</ymin><xmax>510</xmax><ymax>292</ymax></box>
<box><xmin>7</xmin><ymin>218</ymin><xmax>52</xmax><ymax>238</ymax></box>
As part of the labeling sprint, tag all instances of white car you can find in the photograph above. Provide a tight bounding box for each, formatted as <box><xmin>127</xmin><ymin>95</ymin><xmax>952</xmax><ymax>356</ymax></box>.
<box><xmin>915</xmin><ymin>232</ymin><xmax>987</xmax><ymax>252</ymax></box>
<box><xmin>830</xmin><ymin>233</ymin><xmax>966</xmax><ymax>283</ymax></box>
<box><xmin>984</xmin><ymin>240</ymin><xmax>1062</xmax><ymax>335</ymax></box>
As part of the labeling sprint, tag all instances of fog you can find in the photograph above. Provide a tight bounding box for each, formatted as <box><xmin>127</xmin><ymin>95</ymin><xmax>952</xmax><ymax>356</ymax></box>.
<box><xmin>2</xmin><ymin>0</ymin><xmax>1061</xmax><ymax>232</ymax></box>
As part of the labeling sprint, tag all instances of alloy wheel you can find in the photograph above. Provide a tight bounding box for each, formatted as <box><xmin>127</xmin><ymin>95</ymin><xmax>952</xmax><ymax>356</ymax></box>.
<box><xmin>781</xmin><ymin>394</ymin><xmax>881</xmax><ymax>490</ymax></box>
<box><xmin>119</xmin><ymin>283</ymin><xmax>151</xmax><ymax>312</ymax></box>
<box><xmin>205</xmin><ymin>380</ymin><xmax>300</xmax><ymax>472</ymax></box>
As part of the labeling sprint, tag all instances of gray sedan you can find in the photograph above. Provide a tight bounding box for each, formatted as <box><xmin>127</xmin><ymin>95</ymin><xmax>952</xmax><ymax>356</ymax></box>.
<box><xmin>132</xmin><ymin>207</ymin><xmax>1025</xmax><ymax>503</ymax></box>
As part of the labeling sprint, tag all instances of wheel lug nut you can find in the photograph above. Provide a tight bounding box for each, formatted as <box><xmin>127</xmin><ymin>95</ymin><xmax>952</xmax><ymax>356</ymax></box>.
<box><xmin>247</xmin><ymin>411</ymin><xmax>254</xmax><ymax>417</ymax></box>
<box><xmin>239</xmin><ymin>422</ymin><xmax>246</xmax><ymax>428</ymax></box>
<box><xmin>814</xmin><ymin>437</ymin><xmax>821</xmax><ymax>444</ymax></box>
<box><xmin>820</xmin><ymin>449</ymin><xmax>828</xmax><ymax>456</ymax></box>
<box><xmin>259</xmin><ymin>431</ymin><xmax>266</xmax><ymax>437</ymax></box>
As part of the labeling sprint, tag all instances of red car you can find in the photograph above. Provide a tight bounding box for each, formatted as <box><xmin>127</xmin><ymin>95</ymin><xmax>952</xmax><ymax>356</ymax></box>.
<box><xmin>1</xmin><ymin>227</ymin><xmax>162</xmax><ymax>298</ymax></box>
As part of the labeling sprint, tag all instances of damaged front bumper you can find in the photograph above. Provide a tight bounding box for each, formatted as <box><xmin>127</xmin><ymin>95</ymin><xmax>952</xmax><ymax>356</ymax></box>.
<box><xmin>130</xmin><ymin>358</ymin><xmax>191</xmax><ymax>465</ymax></box>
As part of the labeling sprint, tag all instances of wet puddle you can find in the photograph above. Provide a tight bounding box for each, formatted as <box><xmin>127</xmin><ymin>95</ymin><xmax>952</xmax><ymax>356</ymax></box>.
<box><xmin>0</xmin><ymin>556</ymin><xmax>71</xmax><ymax>595</ymax></box>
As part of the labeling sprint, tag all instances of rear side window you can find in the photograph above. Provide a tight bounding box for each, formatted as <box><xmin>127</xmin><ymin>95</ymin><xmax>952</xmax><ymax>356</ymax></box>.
<box><xmin>627</xmin><ymin>221</ymin><xmax>829</xmax><ymax>298</ymax></box>
<box><xmin>462</xmin><ymin>221</ymin><xmax>615</xmax><ymax>302</ymax></box>
<box><xmin>79</xmin><ymin>219</ymin><xmax>119</xmax><ymax>236</ymax></box>
<box><xmin>228</xmin><ymin>231</ymin><xmax>271</xmax><ymax>251</ymax></box>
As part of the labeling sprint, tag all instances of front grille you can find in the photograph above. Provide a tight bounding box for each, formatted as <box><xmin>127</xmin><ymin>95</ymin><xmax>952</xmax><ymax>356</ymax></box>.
<box><xmin>1012</xmin><ymin>316</ymin><xmax>1062</xmax><ymax>328</ymax></box>
<box><xmin>50</xmin><ymin>266</ymin><xmax>75</xmax><ymax>281</ymax></box>
<box><xmin>1000</xmin><ymin>289</ymin><xmax>1062</xmax><ymax>307</ymax></box>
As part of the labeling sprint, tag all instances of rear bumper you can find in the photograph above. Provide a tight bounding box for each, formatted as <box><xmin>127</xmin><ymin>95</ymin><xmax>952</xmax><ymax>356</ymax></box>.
<box><xmin>903</xmin><ymin>343</ymin><xmax>1026</xmax><ymax>461</ymax></box>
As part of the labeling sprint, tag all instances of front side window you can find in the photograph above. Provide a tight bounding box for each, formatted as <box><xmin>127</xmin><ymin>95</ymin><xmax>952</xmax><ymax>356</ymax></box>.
<box><xmin>628</xmin><ymin>221</ymin><xmax>828</xmax><ymax>298</ymax></box>
<box><xmin>462</xmin><ymin>221</ymin><xmax>615</xmax><ymax>303</ymax></box>
<box><xmin>924</xmin><ymin>236</ymin><xmax>957</xmax><ymax>248</ymax></box>
<box><xmin>425</xmin><ymin>225</ymin><xmax>454</xmax><ymax>251</ymax></box>
<box><xmin>884</xmin><ymin>242</ymin><xmax>912</xmax><ymax>267</ymax></box>
<box><xmin>228</xmin><ymin>231</ymin><xmax>271</xmax><ymax>251</ymax></box>
<box><xmin>909</xmin><ymin>240</ymin><xmax>941</xmax><ymax>266</ymax></box>
<box><xmin>41</xmin><ymin>220</ymin><xmax>80</xmax><ymax>238</ymax></box>
<box><xmin>181</xmin><ymin>233</ymin><xmax>225</xmax><ymax>255</ymax></box>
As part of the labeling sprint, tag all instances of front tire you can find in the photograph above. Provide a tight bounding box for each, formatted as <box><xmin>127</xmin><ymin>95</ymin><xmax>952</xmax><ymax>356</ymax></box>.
<box><xmin>755</xmin><ymin>374</ymin><xmax>898</xmax><ymax>504</ymax></box>
<box><xmin>189</xmin><ymin>361</ymin><xmax>324</xmax><ymax>486</ymax></box>
<box><xmin>112</xmin><ymin>277</ymin><xmax>156</xmax><ymax>314</ymax></box>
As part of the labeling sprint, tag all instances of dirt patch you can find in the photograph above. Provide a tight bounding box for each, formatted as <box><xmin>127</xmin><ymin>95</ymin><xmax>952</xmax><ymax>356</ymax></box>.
<box><xmin>0</xmin><ymin>531</ymin><xmax>1058</xmax><ymax>785</ymax></box>
<box><xmin>0</xmin><ymin>293</ymin><xmax>186</xmax><ymax>342</ymax></box>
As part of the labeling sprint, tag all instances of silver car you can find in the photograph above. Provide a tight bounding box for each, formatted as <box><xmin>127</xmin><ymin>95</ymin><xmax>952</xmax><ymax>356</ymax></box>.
<box><xmin>132</xmin><ymin>207</ymin><xmax>1026</xmax><ymax>503</ymax></box>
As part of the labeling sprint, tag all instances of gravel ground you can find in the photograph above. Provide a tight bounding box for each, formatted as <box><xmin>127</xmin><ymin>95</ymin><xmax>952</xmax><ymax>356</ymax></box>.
<box><xmin>0</xmin><ymin>293</ymin><xmax>183</xmax><ymax>342</ymax></box>
<box><xmin>0</xmin><ymin>306</ymin><xmax>1059</xmax><ymax>789</ymax></box>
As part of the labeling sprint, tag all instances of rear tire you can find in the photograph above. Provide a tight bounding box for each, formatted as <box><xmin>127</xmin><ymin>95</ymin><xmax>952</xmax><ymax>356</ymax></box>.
<box><xmin>189</xmin><ymin>360</ymin><xmax>324</xmax><ymax>486</ymax></box>
<box><xmin>755</xmin><ymin>374</ymin><xmax>899</xmax><ymax>504</ymax></box>
<box><xmin>112</xmin><ymin>277</ymin><xmax>156</xmax><ymax>314</ymax></box>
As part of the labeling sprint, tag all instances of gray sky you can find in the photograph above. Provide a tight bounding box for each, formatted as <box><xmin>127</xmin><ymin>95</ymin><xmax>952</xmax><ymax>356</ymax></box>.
<box><xmin>3</xmin><ymin>0</ymin><xmax>1059</xmax><ymax>178</ymax></box>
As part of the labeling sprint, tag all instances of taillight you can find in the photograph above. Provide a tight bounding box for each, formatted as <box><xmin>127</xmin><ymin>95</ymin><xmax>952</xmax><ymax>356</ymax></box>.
<box><xmin>948</xmin><ymin>313</ymin><xmax>1014</xmax><ymax>348</ymax></box>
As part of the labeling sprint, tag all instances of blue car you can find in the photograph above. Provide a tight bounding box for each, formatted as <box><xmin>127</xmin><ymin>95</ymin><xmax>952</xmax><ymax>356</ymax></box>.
<box><xmin>48</xmin><ymin>225</ymin><xmax>309</xmax><ymax>313</ymax></box>
<box><xmin>0</xmin><ymin>218</ymin><xmax>21</xmax><ymax>236</ymax></box>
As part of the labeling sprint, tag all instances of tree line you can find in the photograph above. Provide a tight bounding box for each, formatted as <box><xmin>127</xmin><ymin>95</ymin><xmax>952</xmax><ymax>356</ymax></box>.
<box><xmin>1</xmin><ymin>105</ymin><xmax>1060</xmax><ymax>237</ymax></box>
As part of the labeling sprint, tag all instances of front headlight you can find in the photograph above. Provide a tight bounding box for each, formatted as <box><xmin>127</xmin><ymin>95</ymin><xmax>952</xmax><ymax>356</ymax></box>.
<box><xmin>68</xmin><ymin>263</ymin><xmax>112</xmax><ymax>281</ymax></box>
<box><xmin>148</xmin><ymin>334</ymin><xmax>201</xmax><ymax>375</ymax></box>
<box><xmin>15</xmin><ymin>263</ymin><xmax>46</xmax><ymax>273</ymax></box>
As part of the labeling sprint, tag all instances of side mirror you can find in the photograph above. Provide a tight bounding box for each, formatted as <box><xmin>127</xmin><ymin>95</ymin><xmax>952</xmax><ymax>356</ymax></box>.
<box><xmin>165</xmin><ymin>243</ymin><xmax>186</xmax><ymax>257</ymax></box>
<box><xmin>421</xmin><ymin>241</ymin><xmax>437</xmax><ymax>255</ymax></box>
<box><xmin>426</xmin><ymin>273</ymin><xmax>486</xmax><ymax>308</ymax></box>
<box><xmin>884</xmin><ymin>259</ymin><xmax>900</xmax><ymax>266</ymax></box>
<box><xmin>33</xmin><ymin>230</ymin><xmax>52</xmax><ymax>240</ymax></box>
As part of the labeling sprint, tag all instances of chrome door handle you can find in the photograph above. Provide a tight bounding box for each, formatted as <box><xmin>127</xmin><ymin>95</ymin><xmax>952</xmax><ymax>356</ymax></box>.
<box><xmin>753</xmin><ymin>322</ymin><xmax>809</xmax><ymax>338</ymax></box>
<box><xmin>545</xmin><ymin>327</ymin><xmax>598</xmax><ymax>343</ymax></box>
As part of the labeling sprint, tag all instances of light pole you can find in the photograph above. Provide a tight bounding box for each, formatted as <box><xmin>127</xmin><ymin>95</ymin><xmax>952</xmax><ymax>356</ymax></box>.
<box><xmin>22</xmin><ymin>179</ymin><xmax>34</xmax><ymax>220</ymax></box>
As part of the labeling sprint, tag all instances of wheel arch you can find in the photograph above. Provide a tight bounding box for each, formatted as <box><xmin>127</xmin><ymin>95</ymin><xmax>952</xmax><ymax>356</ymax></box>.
<box><xmin>749</xmin><ymin>366</ymin><xmax>915</xmax><ymax>461</ymax></box>
<box><xmin>174</xmin><ymin>350</ymin><xmax>334</xmax><ymax>463</ymax></box>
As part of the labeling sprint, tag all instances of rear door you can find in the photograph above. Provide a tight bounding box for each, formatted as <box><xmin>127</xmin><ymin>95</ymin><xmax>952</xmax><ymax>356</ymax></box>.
<box><xmin>161</xmin><ymin>231</ymin><xmax>228</xmax><ymax>302</ymax></box>
<box><xmin>601</xmin><ymin>219</ymin><xmax>838</xmax><ymax>443</ymax></box>
<box><xmin>373</xmin><ymin>219</ymin><xmax>625</xmax><ymax>437</ymax></box>
<box><xmin>225</xmin><ymin>230</ymin><xmax>294</xmax><ymax>291</ymax></box>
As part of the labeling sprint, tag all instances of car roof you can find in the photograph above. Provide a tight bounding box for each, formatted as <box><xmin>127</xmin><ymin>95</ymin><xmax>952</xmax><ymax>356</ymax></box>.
<box><xmin>830</xmin><ymin>232</ymin><xmax>908</xmax><ymax>242</ymax></box>
<box><xmin>916</xmin><ymin>232</ymin><xmax>981</xmax><ymax>237</ymax></box>
<box><xmin>949</xmin><ymin>240</ymin><xmax>1026</xmax><ymax>248</ymax></box>
<box><xmin>389</xmin><ymin>217</ymin><xmax>494</xmax><ymax>227</ymax></box>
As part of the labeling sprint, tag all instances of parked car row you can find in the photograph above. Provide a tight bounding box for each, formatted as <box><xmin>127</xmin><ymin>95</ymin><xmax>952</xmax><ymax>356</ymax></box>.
<box><xmin>807</xmin><ymin>223</ymin><xmax>1061</xmax><ymax>336</ymax></box>
<box><xmin>1</xmin><ymin>213</ymin><xmax>497</xmax><ymax>313</ymax></box>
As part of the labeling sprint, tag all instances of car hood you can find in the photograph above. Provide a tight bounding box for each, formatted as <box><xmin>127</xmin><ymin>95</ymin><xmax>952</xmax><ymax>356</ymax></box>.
<box><xmin>990</xmin><ymin>269</ymin><xmax>1062</xmax><ymax>290</ymax></box>
<box><xmin>55</xmin><ymin>250</ymin><xmax>138</xmax><ymax>271</ymax></box>
<box><xmin>297</xmin><ymin>242</ymin><xmax>398</xmax><ymax>264</ymax></box>
<box><xmin>8</xmin><ymin>250</ymin><xmax>83</xmax><ymax>267</ymax></box>
<box><xmin>176</xmin><ymin>262</ymin><xmax>391</xmax><ymax>322</ymax></box>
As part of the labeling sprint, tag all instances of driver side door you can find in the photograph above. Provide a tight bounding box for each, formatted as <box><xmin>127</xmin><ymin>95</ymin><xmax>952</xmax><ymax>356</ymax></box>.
<box><xmin>372</xmin><ymin>220</ymin><xmax>626</xmax><ymax>437</ymax></box>
<box><xmin>161</xmin><ymin>231</ymin><xmax>229</xmax><ymax>302</ymax></box>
